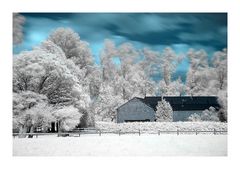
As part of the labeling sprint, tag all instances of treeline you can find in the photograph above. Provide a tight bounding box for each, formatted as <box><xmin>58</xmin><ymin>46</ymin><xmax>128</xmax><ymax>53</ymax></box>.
<box><xmin>13</xmin><ymin>27</ymin><xmax>227</xmax><ymax>133</ymax></box>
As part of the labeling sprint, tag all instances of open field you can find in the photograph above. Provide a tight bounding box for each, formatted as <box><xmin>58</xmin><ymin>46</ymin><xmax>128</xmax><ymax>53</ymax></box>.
<box><xmin>13</xmin><ymin>134</ymin><xmax>227</xmax><ymax>156</ymax></box>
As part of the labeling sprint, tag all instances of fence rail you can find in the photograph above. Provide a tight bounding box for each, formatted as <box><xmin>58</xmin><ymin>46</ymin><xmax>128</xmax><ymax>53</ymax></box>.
<box><xmin>13</xmin><ymin>129</ymin><xmax>227</xmax><ymax>138</ymax></box>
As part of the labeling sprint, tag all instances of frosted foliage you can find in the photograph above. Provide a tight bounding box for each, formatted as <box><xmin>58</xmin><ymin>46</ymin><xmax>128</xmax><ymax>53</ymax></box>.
<box><xmin>12</xmin><ymin>91</ymin><xmax>54</xmax><ymax>132</ymax></box>
<box><xmin>187</xmin><ymin>49</ymin><xmax>208</xmax><ymax>70</ymax></box>
<box><xmin>118</xmin><ymin>43</ymin><xmax>139</xmax><ymax>78</ymax></box>
<box><xmin>160</xmin><ymin>47</ymin><xmax>178</xmax><ymax>85</ymax></box>
<box><xmin>186</xmin><ymin>68</ymin><xmax>213</xmax><ymax>96</ymax></box>
<box><xmin>13</xmin><ymin>49</ymin><xmax>79</xmax><ymax>105</ymax></box>
<box><xmin>136</xmin><ymin>68</ymin><xmax>155</xmax><ymax>97</ymax></box>
<box><xmin>13</xmin><ymin>91</ymin><xmax>48</xmax><ymax>116</ymax></box>
<box><xmin>142</xmin><ymin>48</ymin><xmax>160</xmax><ymax>66</ymax></box>
<box><xmin>13</xmin><ymin>13</ymin><xmax>25</xmax><ymax>44</ymax></box>
<box><xmin>120</xmin><ymin>66</ymin><xmax>149</xmax><ymax>99</ymax></box>
<box><xmin>188</xmin><ymin>113</ymin><xmax>201</xmax><ymax>122</ymax></box>
<box><xmin>16</xmin><ymin>104</ymin><xmax>54</xmax><ymax>131</ymax></box>
<box><xmin>27</xmin><ymin>104</ymin><xmax>54</xmax><ymax>128</ymax></box>
<box><xmin>71</xmin><ymin>41</ymin><xmax>93</xmax><ymax>69</ymax></box>
<box><xmin>188</xmin><ymin>107</ymin><xmax>220</xmax><ymax>122</ymax></box>
<box><xmin>48</xmin><ymin>27</ymin><xmax>93</xmax><ymax>69</ymax></box>
<box><xmin>101</xmin><ymin>39</ymin><xmax>118</xmax><ymax>58</ymax></box>
<box><xmin>159</xmin><ymin>78</ymin><xmax>185</xmax><ymax>96</ymax></box>
<box><xmin>52</xmin><ymin>106</ymin><xmax>82</xmax><ymax>131</ymax></box>
<box><xmin>117</xmin><ymin>43</ymin><xmax>156</xmax><ymax>100</ymax></box>
<box><xmin>185</xmin><ymin>49</ymin><xmax>214</xmax><ymax>96</ymax></box>
<box><xmin>156</xmin><ymin>99</ymin><xmax>173</xmax><ymax>122</ymax></box>
<box><xmin>141</xmin><ymin>48</ymin><xmax>161</xmax><ymax>78</ymax></box>
<box><xmin>88</xmin><ymin>69</ymin><xmax>101</xmax><ymax>99</ymax></box>
<box><xmin>96</xmin><ymin>121</ymin><xmax>227</xmax><ymax>133</ymax></box>
<box><xmin>48</xmin><ymin>28</ymin><xmax>81</xmax><ymax>58</ymax></box>
<box><xmin>99</xmin><ymin>40</ymin><xmax>153</xmax><ymax>102</ymax></box>
<box><xmin>37</xmin><ymin>40</ymin><xmax>66</xmax><ymax>59</ymax></box>
<box><xmin>212</xmin><ymin>48</ymin><xmax>227</xmax><ymax>90</ymax></box>
<box><xmin>201</xmin><ymin>107</ymin><xmax>219</xmax><ymax>122</ymax></box>
<box><xmin>185</xmin><ymin>48</ymin><xmax>227</xmax><ymax>121</ymax></box>
<box><xmin>94</xmin><ymin>84</ymin><xmax>124</xmax><ymax>121</ymax></box>
<box><xmin>118</xmin><ymin>42</ymin><xmax>139</xmax><ymax>65</ymax></box>
<box><xmin>100</xmin><ymin>39</ymin><xmax>118</xmax><ymax>81</ymax></box>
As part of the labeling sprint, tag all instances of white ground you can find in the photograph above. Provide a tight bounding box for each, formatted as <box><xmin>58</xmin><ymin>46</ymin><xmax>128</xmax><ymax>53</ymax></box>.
<box><xmin>96</xmin><ymin>121</ymin><xmax>227</xmax><ymax>133</ymax></box>
<box><xmin>13</xmin><ymin>134</ymin><xmax>227</xmax><ymax>156</ymax></box>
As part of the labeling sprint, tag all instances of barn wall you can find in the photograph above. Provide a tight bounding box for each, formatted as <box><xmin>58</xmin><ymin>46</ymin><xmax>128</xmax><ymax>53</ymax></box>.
<box><xmin>173</xmin><ymin>111</ymin><xmax>202</xmax><ymax>121</ymax></box>
<box><xmin>117</xmin><ymin>98</ymin><xmax>156</xmax><ymax>123</ymax></box>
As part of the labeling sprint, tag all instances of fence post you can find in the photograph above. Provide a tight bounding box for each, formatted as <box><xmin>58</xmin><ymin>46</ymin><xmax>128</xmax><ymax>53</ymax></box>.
<box><xmin>79</xmin><ymin>132</ymin><xmax>80</xmax><ymax>137</ymax></box>
<box><xmin>177</xmin><ymin>129</ymin><xmax>179</xmax><ymax>135</ymax></box>
<box><xmin>214</xmin><ymin>129</ymin><xmax>216</xmax><ymax>135</ymax></box>
<box><xmin>158</xmin><ymin>130</ymin><xmax>160</xmax><ymax>135</ymax></box>
<box><xmin>196</xmin><ymin>130</ymin><xmax>198</xmax><ymax>135</ymax></box>
<box><xmin>119</xmin><ymin>130</ymin><xmax>121</xmax><ymax>136</ymax></box>
<box><xmin>99</xmin><ymin>129</ymin><xmax>101</xmax><ymax>136</ymax></box>
<box><xmin>139</xmin><ymin>129</ymin><xmax>141</xmax><ymax>136</ymax></box>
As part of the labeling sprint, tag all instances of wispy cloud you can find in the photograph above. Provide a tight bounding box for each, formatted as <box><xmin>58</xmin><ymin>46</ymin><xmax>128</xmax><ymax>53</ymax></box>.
<box><xmin>14</xmin><ymin>13</ymin><xmax>227</xmax><ymax>57</ymax></box>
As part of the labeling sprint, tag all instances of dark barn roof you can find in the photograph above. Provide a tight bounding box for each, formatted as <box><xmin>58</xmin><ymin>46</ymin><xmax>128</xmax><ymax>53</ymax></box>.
<box><xmin>138</xmin><ymin>96</ymin><xmax>220</xmax><ymax>111</ymax></box>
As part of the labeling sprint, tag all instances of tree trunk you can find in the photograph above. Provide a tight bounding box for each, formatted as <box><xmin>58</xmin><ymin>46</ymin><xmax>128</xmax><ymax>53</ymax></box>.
<box><xmin>19</xmin><ymin>125</ymin><xmax>28</xmax><ymax>138</ymax></box>
<box><xmin>28</xmin><ymin>126</ymin><xmax>34</xmax><ymax>138</ymax></box>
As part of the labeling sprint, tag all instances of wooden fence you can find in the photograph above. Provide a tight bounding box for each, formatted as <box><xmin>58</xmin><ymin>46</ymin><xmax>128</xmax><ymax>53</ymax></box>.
<box><xmin>13</xmin><ymin>128</ymin><xmax>227</xmax><ymax>138</ymax></box>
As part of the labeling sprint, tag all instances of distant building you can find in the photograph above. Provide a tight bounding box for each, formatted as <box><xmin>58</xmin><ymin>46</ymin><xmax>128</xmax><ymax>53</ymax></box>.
<box><xmin>116</xmin><ymin>96</ymin><xmax>220</xmax><ymax>123</ymax></box>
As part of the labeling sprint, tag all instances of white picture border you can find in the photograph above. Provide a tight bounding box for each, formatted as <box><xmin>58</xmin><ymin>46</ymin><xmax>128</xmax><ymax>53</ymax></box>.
<box><xmin>0</xmin><ymin>0</ymin><xmax>240</xmax><ymax>169</ymax></box>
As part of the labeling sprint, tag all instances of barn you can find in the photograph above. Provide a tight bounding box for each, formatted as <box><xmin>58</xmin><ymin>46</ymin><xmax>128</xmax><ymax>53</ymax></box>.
<box><xmin>116</xmin><ymin>96</ymin><xmax>220</xmax><ymax>123</ymax></box>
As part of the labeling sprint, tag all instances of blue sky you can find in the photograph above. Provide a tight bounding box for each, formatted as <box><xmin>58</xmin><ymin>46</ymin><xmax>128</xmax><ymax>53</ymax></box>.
<box><xmin>13</xmin><ymin>13</ymin><xmax>227</xmax><ymax>81</ymax></box>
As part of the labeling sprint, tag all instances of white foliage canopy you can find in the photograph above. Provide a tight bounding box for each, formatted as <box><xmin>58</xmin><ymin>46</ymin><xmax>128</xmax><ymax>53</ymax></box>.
<box><xmin>156</xmin><ymin>99</ymin><xmax>173</xmax><ymax>122</ymax></box>
<box><xmin>52</xmin><ymin>105</ymin><xmax>83</xmax><ymax>131</ymax></box>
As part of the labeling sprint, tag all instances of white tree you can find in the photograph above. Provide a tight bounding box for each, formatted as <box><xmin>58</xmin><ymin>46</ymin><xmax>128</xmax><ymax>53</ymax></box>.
<box><xmin>13</xmin><ymin>13</ymin><xmax>25</xmax><ymax>45</ymax></box>
<box><xmin>117</xmin><ymin>42</ymin><xmax>156</xmax><ymax>100</ymax></box>
<box><xmin>19</xmin><ymin>104</ymin><xmax>54</xmax><ymax>133</ymax></box>
<box><xmin>94</xmin><ymin>83</ymin><xmax>124</xmax><ymax>121</ymax></box>
<box><xmin>155</xmin><ymin>47</ymin><xmax>185</xmax><ymax>96</ymax></box>
<box><xmin>12</xmin><ymin>91</ymin><xmax>54</xmax><ymax>135</ymax></box>
<box><xmin>141</xmin><ymin>48</ymin><xmax>161</xmax><ymax>77</ymax></box>
<box><xmin>71</xmin><ymin>84</ymin><xmax>93</xmax><ymax>127</ymax></box>
<box><xmin>185</xmin><ymin>48</ymin><xmax>227</xmax><ymax>121</ymax></box>
<box><xmin>212</xmin><ymin>48</ymin><xmax>227</xmax><ymax>90</ymax></box>
<box><xmin>52</xmin><ymin>105</ymin><xmax>82</xmax><ymax>131</ymax></box>
<box><xmin>160</xmin><ymin>47</ymin><xmax>179</xmax><ymax>86</ymax></box>
<box><xmin>118</xmin><ymin>42</ymin><xmax>139</xmax><ymax>78</ymax></box>
<box><xmin>37</xmin><ymin>40</ymin><xmax>66</xmax><ymax>59</ymax></box>
<box><xmin>136</xmin><ymin>67</ymin><xmax>156</xmax><ymax>97</ymax></box>
<box><xmin>188</xmin><ymin>107</ymin><xmax>219</xmax><ymax>122</ymax></box>
<box><xmin>158</xmin><ymin>77</ymin><xmax>185</xmax><ymax>96</ymax></box>
<box><xmin>48</xmin><ymin>27</ymin><xmax>93</xmax><ymax>70</ymax></box>
<box><xmin>13</xmin><ymin>91</ymin><xmax>48</xmax><ymax>116</ymax></box>
<box><xmin>13</xmin><ymin>48</ymin><xmax>79</xmax><ymax>105</ymax></box>
<box><xmin>88</xmin><ymin>67</ymin><xmax>102</xmax><ymax>100</ymax></box>
<box><xmin>187</xmin><ymin>48</ymin><xmax>208</xmax><ymax>71</ymax></box>
<box><xmin>201</xmin><ymin>107</ymin><xmax>219</xmax><ymax>121</ymax></box>
<box><xmin>156</xmin><ymin>99</ymin><xmax>173</xmax><ymax>122</ymax></box>
<box><xmin>188</xmin><ymin>113</ymin><xmax>201</xmax><ymax>122</ymax></box>
<box><xmin>100</xmin><ymin>39</ymin><xmax>118</xmax><ymax>82</ymax></box>
<box><xmin>186</xmin><ymin>49</ymin><xmax>210</xmax><ymax>96</ymax></box>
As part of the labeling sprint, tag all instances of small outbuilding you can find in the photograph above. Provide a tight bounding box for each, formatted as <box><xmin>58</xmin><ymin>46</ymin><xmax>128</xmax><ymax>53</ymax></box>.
<box><xmin>116</xmin><ymin>96</ymin><xmax>220</xmax><ymax>123</ymax></box>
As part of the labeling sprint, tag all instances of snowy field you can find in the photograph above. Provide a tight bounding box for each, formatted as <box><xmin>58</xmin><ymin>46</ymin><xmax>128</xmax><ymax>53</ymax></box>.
<box><xmin>13</xmin><ymin>134</ymin><xmax>227</xmax><ymax>156</ymax></box>
<box><xmin>96</xmin><ymin>121</ymin><xmax>227</xmax><ymax>133</ymax></box>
